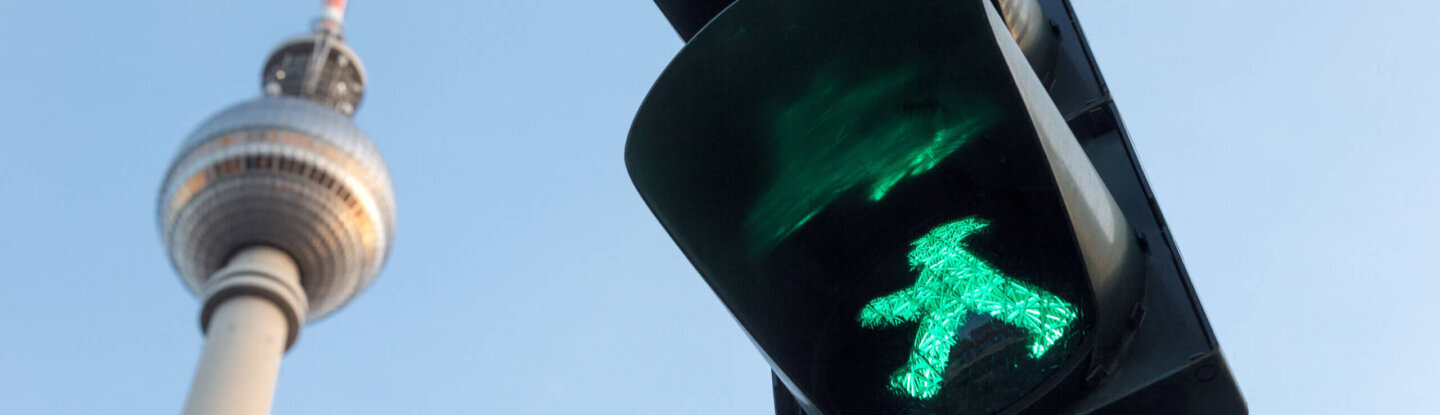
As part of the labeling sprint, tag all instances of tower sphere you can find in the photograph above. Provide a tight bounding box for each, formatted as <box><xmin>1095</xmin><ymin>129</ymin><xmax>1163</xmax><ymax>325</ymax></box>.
<box><xmin>159</xmin><ymin>96</ymin><xmax>395</xmax><ymax>320</ymax></box>
<box><xmin>261</xmin><ymin>33</ymin><xmax>367</xmax><ymax>116</ymax></box>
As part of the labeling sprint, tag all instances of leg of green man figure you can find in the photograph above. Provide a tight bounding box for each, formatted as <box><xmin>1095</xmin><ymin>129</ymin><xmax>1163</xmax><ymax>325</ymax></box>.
<box><xmin>889</xmin><ymin>300</ymin><xmax>967</xmax><ymax>399</ymax></box>
<box><xmin>977</xmin><ymin>282</ymin><xmax>1077</xmax><ymax>358</ymax></box>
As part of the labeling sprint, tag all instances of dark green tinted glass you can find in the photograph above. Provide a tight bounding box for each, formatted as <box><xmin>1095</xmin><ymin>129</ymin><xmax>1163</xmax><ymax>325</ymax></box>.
<box><xmin>626</xmin><ymin>0</ymin><xmax>1094</xmax><ymax>413</ymax></box>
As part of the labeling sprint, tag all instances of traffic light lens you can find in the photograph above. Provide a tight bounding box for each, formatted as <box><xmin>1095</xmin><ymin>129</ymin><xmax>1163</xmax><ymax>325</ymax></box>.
<box><xmin>858</xmin><ymin>216</ymin><xmax>1078</xmax><ymax>399</ymax></box>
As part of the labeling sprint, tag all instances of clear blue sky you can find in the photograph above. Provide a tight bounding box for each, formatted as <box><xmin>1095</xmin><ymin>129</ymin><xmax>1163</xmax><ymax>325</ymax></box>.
<box><xmin>0</xmin><ymin>1</ymin><xmax>1435</xmax><ymax>413</ymax></box>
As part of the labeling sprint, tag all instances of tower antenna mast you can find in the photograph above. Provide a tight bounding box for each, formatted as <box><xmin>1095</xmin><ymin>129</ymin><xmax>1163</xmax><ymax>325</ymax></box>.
<box><xmin>317</xmin><ymin>0</ymin><xmax>347</xmax><ymax>34</ymax></box>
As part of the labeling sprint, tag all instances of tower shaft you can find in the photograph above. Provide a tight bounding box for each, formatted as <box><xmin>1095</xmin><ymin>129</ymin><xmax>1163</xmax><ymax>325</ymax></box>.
<box><xmin>182</xmin><ymin>247</ymin><xmax>305</xmax><ymax>415</ymax></box>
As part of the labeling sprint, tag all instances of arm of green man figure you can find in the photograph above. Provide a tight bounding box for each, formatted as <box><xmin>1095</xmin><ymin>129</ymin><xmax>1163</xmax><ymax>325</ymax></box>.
<box><xmin>859</xmin><ymin>286</ymin><xmax>925</xmax><ymax>328</ymax></box>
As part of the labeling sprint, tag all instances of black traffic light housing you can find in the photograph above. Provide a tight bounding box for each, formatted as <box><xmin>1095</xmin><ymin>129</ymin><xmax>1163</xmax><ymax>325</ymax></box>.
<box><xmin>635</xmin><ymin>0</ymin><xmax>1245</xmax><ymax>413</ymax></box>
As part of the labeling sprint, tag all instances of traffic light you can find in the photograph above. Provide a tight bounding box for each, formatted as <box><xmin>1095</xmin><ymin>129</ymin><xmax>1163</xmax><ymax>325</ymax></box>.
<box><xmin>628</xmin><ymin>0</ymin><xmax>1244</xmax><ymax>413</ymax></box>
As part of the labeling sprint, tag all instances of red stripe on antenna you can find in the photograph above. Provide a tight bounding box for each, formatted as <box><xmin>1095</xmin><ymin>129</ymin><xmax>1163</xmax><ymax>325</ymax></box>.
<box><xmin>319</xmin><ymin>0</ymin><xmax>347</xmax><ymax>32</ymax></box>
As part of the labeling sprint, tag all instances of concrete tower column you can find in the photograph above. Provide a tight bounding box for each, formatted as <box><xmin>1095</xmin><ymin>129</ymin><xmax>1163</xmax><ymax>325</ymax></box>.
<box><xmin>182</xmin><ymin>247</ymin><xmax>307</xmax><ymax>415</ymax></box>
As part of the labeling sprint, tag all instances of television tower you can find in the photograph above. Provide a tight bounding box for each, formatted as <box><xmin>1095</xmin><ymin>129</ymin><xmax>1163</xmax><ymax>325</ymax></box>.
<box><xmin>157</xmin><ymin>1</ymin><xmax>395</xmax><ymax>414</ymax></box>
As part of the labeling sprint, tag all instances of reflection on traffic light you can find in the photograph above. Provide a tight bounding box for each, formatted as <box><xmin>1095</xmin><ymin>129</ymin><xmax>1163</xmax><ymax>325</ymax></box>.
<box><xmin>745</xmin><ymin>68</ymin><xmax>997</xmax><ymax>255</ymax></box>
<box><xmin>859</xmin><ymin>216</ymin><xmax>1077</xmax><ymax>399</ymax></box>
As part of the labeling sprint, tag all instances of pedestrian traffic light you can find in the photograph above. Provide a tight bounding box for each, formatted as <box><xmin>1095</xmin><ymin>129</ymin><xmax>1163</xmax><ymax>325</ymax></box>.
<box><xmin>628</xmin><ymin>0</ymin><xmax>1243</xmax><ymax>413</ymax></box>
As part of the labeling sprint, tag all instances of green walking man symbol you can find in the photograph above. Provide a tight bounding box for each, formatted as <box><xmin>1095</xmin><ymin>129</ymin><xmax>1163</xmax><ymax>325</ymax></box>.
<box><xmin>858</xmin><ymin>216</ymin><xmax>1078</xmax><ymax>399</ymax></box>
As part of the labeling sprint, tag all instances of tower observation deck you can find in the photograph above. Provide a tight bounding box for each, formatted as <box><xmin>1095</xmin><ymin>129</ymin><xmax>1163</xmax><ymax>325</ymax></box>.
<box><xmin>157</xmin><ymin>1</ymin><xmax>395</xmax><ymax>414</ymax></box>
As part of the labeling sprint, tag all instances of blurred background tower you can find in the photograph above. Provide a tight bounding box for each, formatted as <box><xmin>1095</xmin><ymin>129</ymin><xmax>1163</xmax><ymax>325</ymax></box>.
<box><xmin>156</xmin><ymin>1</ymin><xmax>395</xmax><ymax>414</ymax></box>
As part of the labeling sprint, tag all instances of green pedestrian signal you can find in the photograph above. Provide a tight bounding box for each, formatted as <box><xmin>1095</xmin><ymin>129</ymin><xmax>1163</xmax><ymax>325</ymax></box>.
<box><xmin>637</xmin><ymin>0</ymin><xmax>1247</xmax><ymax>412</ymax></box>
<box><xmin>625</xmin><ymin>0</ymin><xmax>1156</xmax><ymax>413</ymax></box>
<box><xmin>858</xmin><ymin>217</ymin><xmax>1077</xmax><ymax>400</ymax></box>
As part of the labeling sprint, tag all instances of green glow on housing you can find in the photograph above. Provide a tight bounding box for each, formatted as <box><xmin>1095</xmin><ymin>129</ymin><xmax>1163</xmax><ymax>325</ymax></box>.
<box><xmin>744</xmin><ymin>69</ymin><xmax>996</xmax><ymax>255</ymax></box>
<box><xmin>858</xmin><ymin>217</ymin><xmax>1077</xmax><ymax>400</ymax></box>
<box><xmin>866</xmin><ymin>125</ymin><xmax>978</xmax><ymax>202</ymax></box>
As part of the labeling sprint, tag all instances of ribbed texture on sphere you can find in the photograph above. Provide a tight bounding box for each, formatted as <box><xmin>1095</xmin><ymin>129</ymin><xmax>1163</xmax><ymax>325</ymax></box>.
<box><xmin>159</xmin><ymin>97</ymin><xmax>395</xmax><ymax>320</ymax></box>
